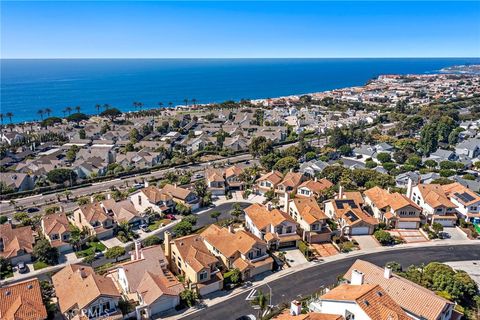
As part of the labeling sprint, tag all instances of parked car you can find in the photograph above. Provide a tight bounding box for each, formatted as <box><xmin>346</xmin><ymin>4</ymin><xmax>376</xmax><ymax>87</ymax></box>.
<box><xmin>140</xmin><ymin>224</ymin><xmax>150</xmax><ymax>232</ymax></box>
<box><xmin>26</xmin><ymin>207</ymin><xmax>40</xmax><ymax>213</ymax></box>
<box><xmin>17</xmin><ymin>262</ymin><xmax>28</xmax><ymax>274</ymax></box>
<box><xmin>165</xmin><ymin>214</ymin><xmax>176</xmax><ymax>220</ymax></box>
<box><xmin>235</xmin><ymin>316</ymin><xmax>256</xmax><ymax>320</ymax></box>
<box><xmin>132</xmin><ymin>183</ymin><xmax>144</xmax><ymax>190</ymax></box>
<box><xmin>94</xmin><ymin>251</ymin><xmax>104</xmax><ymax>259</ymax></box>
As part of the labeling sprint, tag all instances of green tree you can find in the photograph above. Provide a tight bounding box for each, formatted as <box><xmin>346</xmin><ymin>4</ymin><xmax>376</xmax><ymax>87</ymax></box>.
<box><xmin>105</xmin><ymin>246</ymin><xmax>126</xmax><ymax>262</ymax></box>
<box><xmin>424</xmin><ymin>159</ymin><xmax>438</xmax><ymax>169</ymax></box>
<box><xmin>47</xmin><ymin>168</ymin><xmax>76</xmax><ymax>185</ymax></box>
<box><xmin>180</xmin><ymin>289</ymin><xmax>199</xmax><ymax>307</ymax></box>
<box><xmin>431</xmin><ymin>222</ymin><xmax>444</xmax><ymax>234</ymax></box>
<box><xmin>173</xmin><ymin>220</ymin><xmax>194</xmax><ymax>236</ymax></box>
<box><xmin>230</xmin><ymin>203</ymin><xmax>244</xmax><ymax>221</ymax></box>
<box><xmin>66</xmin><ymin>145</ymin><xmax>79</xmax><ymax>162</ymax></box>
<box><xmin>100</xmin><ymin>108</ymin><xmax>122</xmax><ymax>121</ymax></box>
<box><xmin>329</xmin><ymin>127</ymin><xmax>348</xmax><ymax>149</ymax></box>
<box><xmin>419</xmin><ymin>123</ymin><xmax>439</xmax><ymax>156</ymax></box>
<box><xmin>143</xmin><ymin>235</ymin><xmax>162</xmax><ymax>247</ymax></box>
<box><xmin>33</xmin><ymin>239</ymin><xmax>59</xmax><ymax>265</ymax></box>
<box><xmin>79</xmin><ymin>128</ymin><xmax>86</xmax><ymax>139</ymax></box>
<box><xmin>249</xmin><ymin>136</ymin><xmax>273</xmax><ymax>158</ymax></box>
<box><xmin>210</xmin><ymin>211</ymin><xmax>221</xmax><ymax>223</ymax></box>
<box><xmin>376</xmin><ymin>152</ymin><xmax>392</xmax><ymax>163</ymax></box>
<box><xmin>273</xmin><ymin>156</ymin><xmax>299</xmax><ymax>173</ymax></box>
<box><xmin>251</xmin><ymin>289</ymin><xmax>270</xmax><ymax>319</ymax></box>
<box><xmin>374</xmin><ymin>230</ymin><xmax>394</xmax><ymax>246</ymax></box>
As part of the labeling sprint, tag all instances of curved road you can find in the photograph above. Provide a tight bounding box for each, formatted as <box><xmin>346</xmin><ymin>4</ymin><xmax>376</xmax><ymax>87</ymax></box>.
<box><xmin>182</xmin><ymin>244</ymin><xmax>480</xmax><ymax>320</ymax></box>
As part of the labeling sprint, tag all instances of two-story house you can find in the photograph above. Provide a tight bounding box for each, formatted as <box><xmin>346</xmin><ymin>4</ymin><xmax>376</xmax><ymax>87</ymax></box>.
<box><xmin>255</xmin><ymin>170</ymin><xmax>283</xmax><ymax>196</ymax></box>
<box><xmin>53</xmin><ymin>264</ymin><xmax>121</xmax><ymax>320</ymax></box>
<box><xmin>0</xmin><ymin>279</ymin><xmax>48</xmax><ymax>320</ymax></box>
<box><xmin>161</xmin><ymin>184</ymin><xmax>200</xmax><ymax>210</ymax></box>
<box><xmin>276</xmin><ymin>171</ymin><xmax>305</xmax><ymax>197</ymax></box>
<box><xmin>205</xmin><ymin>168</ymin><xmax>227</xmax><ymax>195</ymax></box>
<box><xmin>324</xmin><ymin>198</ymin><xmax>378</xmax><ymax>236</ymax></box>
<box><xmin>244</xmin><ymin>203</ymin><xmax>301</xmax><ymax>249</ymax></box>
<box><xmin>201</xmin><ymin>225</ymin><xmax>274</xmax><ymax>280</ymax></box>
<box><xmin>288</xmin><ymin>196</ymin><xmax>331</xmax><ymax>243</ymax></box>
<box><xmin>296</xmin><ymin>178</ymin><xmax>333</xmax><ymax>199</ymax></box>
<box><xmin>72</xmin><ymin>202</ymin><xmax>115</xmax><ymax>240</ymax></box>
<box><xmin>164</xmin><ymin>231</ymin><xmax>223</xmax><ymax>296</ymax></box>
<box><xmin>0</xmin><ymin>223</ymin><xmax>35</xmax><ymax>265</ymax></box>
<box><xmin>41</xmin><ymin>212</ymin><xmax>72</xmax><ymax>252</ymax></box>
<box><xmin>442</xmin><ymin>182</ymin><xmax>480</xmax><ymax>223</ymax></box>
<box><xmin>364</xmin><ymin>186</ymin><xmax>422</xmax><ymax>229</ymax></box>
<box><xmin>101</xmin><ymin>198</ymin><xmax>147</xmax><ymax>229</ymax></box>
<box><xmin>130</xmin><ymin>185</ymin><xmax>175</xmax><ymax>215</ymax></box>
<box><xmin>109</xmin><ymin>242</ymin><xmax>184</xmax><ymax>319</ymax></box>
<box><xmin>409</xmin><ymin>182</ymin><xmax>457</xmax><ymax>227</ymax></box>
<box><xmin>225</xmin><ymin>165</ymin><xmax>245</xmax><ymax>190</ymax></box>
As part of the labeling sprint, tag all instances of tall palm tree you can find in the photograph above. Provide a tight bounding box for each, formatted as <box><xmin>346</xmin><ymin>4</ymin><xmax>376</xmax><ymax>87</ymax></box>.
<box><xmin>251</xmin><ymin>290</ymin><xmax>270</xmax><ymax>319</ymax></box>
<box><xmin>65</xmin><ymin>106</ymin><xmax>72</xmax><ymax>115</ymax></box>
<box><xmin>0</xmin><ymin>113</ymin><xmax>4</xmax><ymax>129</ymax></box>
<box><xmin>191</xmin><ymin>98</ymin><xmax>197</xmax><ymax>107</ymax></box>
<box><xmin>75</xmin><ymin>106</ymin><xmax>81</xmax><ymax>113</ymax></box>
<box><xmin>44</xmin><ymin>108</ymin><xmax>52</xmax><ymax>117</ymax></box>
<box><xmin>158</xmin><ymin>102</ymin><xmax>163</xmax><ymax>108</ymax></box>
<box><xmin>37</xmin><ymin>109</ymin><xmax>44</xmax><ymax>120</ymax></box>
<box><xmin>168</xmin><ymin>102</ymin><xmax>173</xmax><ymax>108</ymax></box>
<box><xmin>6</xmin><ymin>112</ymin><xmax>13</xmax><ymax>124</ymax></box>
<box><xmin>183</xmin><ymin>98</ymin><xmax>188</xmax><ymax>107</ymax></box>
<box><xmin>95</xmin><ymin>104</ymin><xmax>101</xmax><ymax>115</ymax></box>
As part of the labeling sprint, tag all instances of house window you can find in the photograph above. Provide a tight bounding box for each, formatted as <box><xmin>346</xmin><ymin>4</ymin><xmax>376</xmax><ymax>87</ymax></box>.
<box><xmin>311</xmin><ymin>224</ymin><xmax>319</xmax><ymax>231</ymax></box>
<box><xmin>286</xmin><ymin>226</ymin><xmax>293</xmax><ymax>233</ymax></box>
<box><xmin>248</xmin><ymin>251</ymin><xmax>254</xmax><ymax>259</ymax></box>
<box><xmin>345</xmin><ymin>310</ymin><xmax>355</xmax><ymax>320</ymax></box>
<box><xmin>471</xmin><ymin>206</ymin><xmax>478</xmax><ymax>211</ymax></box>
<box><xmin>199</xmin><ymin>270</ymin><xmax>208</xmax><ymax>281</ymax></box>
<box><xmin>275</xmin><ymin>226</ymin><xmax>283</xmax><ymax>234</ymax></box>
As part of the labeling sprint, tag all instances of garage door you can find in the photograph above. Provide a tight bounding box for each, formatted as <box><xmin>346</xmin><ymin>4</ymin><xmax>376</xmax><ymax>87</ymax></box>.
<box><xmin>279</xmin><ymin>241</ymin><xmax>297</xmax><ymax>248</ymax></box>
<box><xmin>398</xmin><ymin>221</ymin><xmax>418</xmax><ymax>229</ymax></box>
<box><xmin>351</xmin><ymin>227</ymin><xmax>370</xmax><ymax>235</ymax></box>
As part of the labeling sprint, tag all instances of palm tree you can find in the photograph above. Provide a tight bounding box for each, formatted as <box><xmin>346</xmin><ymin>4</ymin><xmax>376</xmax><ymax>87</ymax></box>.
<box><xmin>65</xmin><ymin>106</ymin><xmax>72</xmax><ymax>115</ymax></box>
<box><xmin>251</xmin><ymin>290</ymin><xmax>270</xmax><ymax>319</ymax></box>
<box><xmin>183</xmin><ymin>98</ymin><xmax>188</xmax><ymax>107</ymax></box>
<box><xmin>44</xmin><ymin>108</ymin><xmax>52</xmax><ymax>117</ymax></box>
<box><xmin>37</xmin><ymin>109</ymin><xmax>44</xmax><ymax>120</ymax></box>
<box><xmin>191</xmin><ymin>98</ymin><xmax>197</xmax><ymax>107</ymax></box>
<box><xmin>0</xmin><ymin>113</ymin><xmax>3</xmax><ymax>129</ymax></box>
<box><xmin>6</xmin><ymin>112</ymin><xmax>13</xmax><ymax>124</ymax></box>
<box><xmin>168</xmin><ymin>102</ymin><xmax>173</xmax><ymax>108</ymax></box>
<box><xmin>157</xmin><ymin>102</ymin><xmax>163</xmax><ymax>108</ymax></box>
<box><xmin>95</xmin><ymin>104</ymin><xmax>102</xmax><ymax>115</ymax></box>
<box><xmin>75</xmin><ymin>106</ymin><xmax>81</xmax><ymax>113</ymax></box>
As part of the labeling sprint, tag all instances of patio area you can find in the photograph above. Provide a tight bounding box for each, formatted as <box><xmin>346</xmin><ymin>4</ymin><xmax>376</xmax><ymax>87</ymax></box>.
<box><xmin>387</xmin><ymin>229</ymin><xmax>428</xmax><ymax>243</ymax></box>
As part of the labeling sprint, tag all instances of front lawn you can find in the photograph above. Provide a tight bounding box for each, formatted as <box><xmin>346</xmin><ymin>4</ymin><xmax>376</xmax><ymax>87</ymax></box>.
<box><xmin>147</xmin><ymin>219</ymin><xmax>171</xmax><ymax>232</ymax></box>
<box><xmin>33</xmin><ymin>261</ymin><xmax>49</xmax><ymax>270</ymax></box>
<box><xmin>76</xmin><ymin>241</ymin><xmax>106</xmax><ymax>258</ymax></box>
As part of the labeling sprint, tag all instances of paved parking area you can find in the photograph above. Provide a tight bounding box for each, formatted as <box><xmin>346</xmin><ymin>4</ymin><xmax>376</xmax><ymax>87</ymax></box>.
<box><xmin>310</xmin><ymin>243</ymin><xmax>338</xmax><ymax>257</ymax></box>
<box><xmin>282</xmin><ymin>248</ymin><xmax>308</xmax><ymax>267</ymax></box>
<box><xmin>353</xmin><ymin>235</ymin><xmax>380</xmax><ymax>249</ymax></box>
<box><xmin>387</xmin><ymin>229</ymin><xmax>428</xmax><ymax>243</ymax></box>
<box><xmin>442</xmin><ymin>227</ymin><xmax>468</xmax><ymax>241</ymax></box>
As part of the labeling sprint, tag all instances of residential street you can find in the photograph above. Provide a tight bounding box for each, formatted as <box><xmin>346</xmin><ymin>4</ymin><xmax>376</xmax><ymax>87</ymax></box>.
<box><xmin>181</xmin><ymin>244</ymin><xmax>480</xmax><ymax>320</ymax></box>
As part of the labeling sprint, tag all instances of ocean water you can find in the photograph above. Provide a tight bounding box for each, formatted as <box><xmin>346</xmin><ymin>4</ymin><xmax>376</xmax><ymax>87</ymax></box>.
<box><xmin>1</xmin><ymin>58</ymin><xmax>479</xmax><ymax>123</ymax></box>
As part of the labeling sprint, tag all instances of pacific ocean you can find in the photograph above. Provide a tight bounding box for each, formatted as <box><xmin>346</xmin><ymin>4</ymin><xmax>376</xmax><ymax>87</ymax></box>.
<box><xmin>1</xmin><ymin>58</ymin><xmax>479</xmax><ymax>123</ymax></box>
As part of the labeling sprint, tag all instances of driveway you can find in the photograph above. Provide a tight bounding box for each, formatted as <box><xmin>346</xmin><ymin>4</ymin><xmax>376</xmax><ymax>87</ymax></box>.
<box><xmin>282</xmin><ymin>248</ymin><xmax>308</xmax><ymax>267</ymax></box>
<box><xmin>352</xmin><ymin>235</ymin><xmax>380</xmax><ymax>250</ymax></box>
<box><xmin>442</xmin><ymin>227</ymin><xmax>468</xmax><ymax>241</ymax></box>
<box><xmin>310</xmin><ymin>243</ymin><xmax>339</xmax><ymax>257</ymax></box>
<box><xmin>102</xmin><ymin>237</ymin><xmax>124</xmax><ymax>248</ymax></box>
<box><xmin>388</xmin><ymin>229</ymin><xmax>428</xmax><ymax>243</ymax></box>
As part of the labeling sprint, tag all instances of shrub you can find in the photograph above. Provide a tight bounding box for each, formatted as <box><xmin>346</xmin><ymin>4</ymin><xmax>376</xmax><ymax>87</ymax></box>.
<box><xmin>374</xmin><ymin>230</ymin><xmax>394</xmax><ymax>246</ymax></box>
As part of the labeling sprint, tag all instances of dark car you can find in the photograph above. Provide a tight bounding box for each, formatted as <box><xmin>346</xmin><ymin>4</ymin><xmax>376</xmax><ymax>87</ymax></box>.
<box><xmin>17</xmin><ymin>262</ymin><xmax>29</xmax><ymax>274</ymax></box>
<box><xmin>235</xmin><ymin>316</ymin><xmax>256</xmax><ymax>320</ymax></box>
<box><xmin>26</xmin><ymin>207</ymin><xmax>40</xmax><ymax>213</ymax></box>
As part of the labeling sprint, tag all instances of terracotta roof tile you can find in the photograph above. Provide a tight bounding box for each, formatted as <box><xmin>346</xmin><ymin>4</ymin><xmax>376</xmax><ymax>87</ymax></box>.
<box><xmin>0</xmin><ymin>279</ymin><xmax>47</xmax><ymax>320</ymax></box>
<box><xmin>291</xmin><ymin>197</ymin><xmax>327</xmax><ymax>224</ymax></box>
<box><xmin>0</xmin><ymin>224</ymin><xmax>35</xmax><ymax>259</ymax></box>
<box><xmin>244</xmin><ymin>203</ymin><xmax>295</xmax><ymax>230</ymax></box>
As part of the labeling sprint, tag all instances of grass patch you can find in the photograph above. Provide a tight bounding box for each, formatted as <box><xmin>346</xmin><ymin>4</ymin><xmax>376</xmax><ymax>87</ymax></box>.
<box><xmin>33</xmin><ymin>261</ymin><xmax>49</xmax><ymax>270</ymax></box>
<box><xmin>0</xmin><ymin>271</ymin><xmax>13</xmax><ymax>280</ymax></box>
<box><xmin>76</xmin><ymin>241</ymin><xmax>106</xmax><ymax>258</ymax></box>
<box><xmin>147</xmin><ymin>219</ymin><xmax>171</xmax><ymax>232</ymax></box>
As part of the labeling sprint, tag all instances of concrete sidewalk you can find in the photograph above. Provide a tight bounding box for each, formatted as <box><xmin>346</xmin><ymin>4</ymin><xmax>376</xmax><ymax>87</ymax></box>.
<box><xmin>162</xmin><ymin>239</ymin><xmax>478</xmax><ymax>320</ymax></box>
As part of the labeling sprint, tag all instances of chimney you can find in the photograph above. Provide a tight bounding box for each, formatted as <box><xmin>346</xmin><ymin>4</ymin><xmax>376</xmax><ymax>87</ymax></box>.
<box><xmin>174</xmin><ymin>183</ymin><xmax>177</xmax><ymax>188</ymax></box>
<box><xmin>384</xmin><ymin>266</ymin><xmax>392</xmax><ymax>279</ymax></box>
<box><xmin>351</xmin><ymin>269</ymin><xmax>364</xmax><ymax>285</ymax></box>
<box><xmin>228</xmin><ymin>225</ymin><xmax>234</xmax><ymax>233</ymax></box>
<box><xmin>134</xmin><ymin>240</ymin><xmax>141</xmax><ymax>261</ymax></box>
<box><xmin>90</xmin><ymin>196</ymin><xmax>94</xmax><ymax>203</ymax></box>
<box><xmin>338</xmin><ymin>185</ymin><xmax>344</xmax><ymax>199</ymax></box>
<box><xmin>144</xmin><ymin>180</ymin><xmax>149</xmax><ymax>188</ymax></box>
<box><xmin>106</xmin><ymin>193</ymin><xmax>111</xmax><ymax>200</ymax></box>
<box><xmin>284</xmin><ymin>192</ymin><xmax>290</xmax><ymax>213</ymax></box>
<box><xmin>387</xmin><ymin>187</ymin><xmax>391</xmax><ymax>193</ymax></box>
<box><xmin>314</xmin><ymin>177</ymin><xmax>318</xmax><ymax>182</ymax></box>
<box><xmin>164</xmin><ymin>231</ymin><xmax>172</xmax><ymax>260</ymax></box>
<box><xmin>406</xmin><ymin>177</ymin><xmax>413</xmax><ymax>199</ymax></box>
<box><xmin>267</xmin><ymin>203</ymin><xmax>272</xmax><ymax>211</ymax></box>
<box><xmin>290</xmin><ymin>300</ymin><xmax>302</xmax><ymax>316</ymax></box>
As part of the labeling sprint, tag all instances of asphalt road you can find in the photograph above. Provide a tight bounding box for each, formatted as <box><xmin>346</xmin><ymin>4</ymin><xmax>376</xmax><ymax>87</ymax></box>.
<box><xmin>182</xmin><ymin>244</ymin><xmax>480</xmax><ymax>320</ymax></box>
<box><xmin>0</xmin><ymin>153</ymin><xmax>253</xmax><ymax>218</ymax></box>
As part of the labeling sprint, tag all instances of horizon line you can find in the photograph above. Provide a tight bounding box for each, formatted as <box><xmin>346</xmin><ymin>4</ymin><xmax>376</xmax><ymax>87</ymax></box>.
<box><xmin>2</xmin><ymin>56</ymin><xmax>480</xmax><ymax>60</ymax></box>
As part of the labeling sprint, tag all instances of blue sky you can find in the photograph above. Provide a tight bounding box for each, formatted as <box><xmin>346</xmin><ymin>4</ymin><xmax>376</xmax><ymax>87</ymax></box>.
<box><xmin>2</xmin><ymin>1</ymin><xmax>479</xmax><ymax>58</ymax></box>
